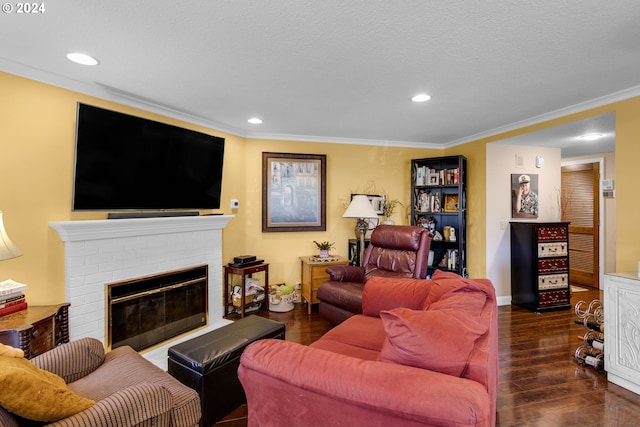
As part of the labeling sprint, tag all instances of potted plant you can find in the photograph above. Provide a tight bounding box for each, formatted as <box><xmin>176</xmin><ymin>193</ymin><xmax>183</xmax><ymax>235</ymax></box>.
<box><xmin>313</xmin><ymin>240</ymin><xmax>335</xmax><ymax>258</ymax></box>
<box><xmin>382</xmin><ymin>198</ymin><xmax>403</xmax><ymax>224</ymax></box>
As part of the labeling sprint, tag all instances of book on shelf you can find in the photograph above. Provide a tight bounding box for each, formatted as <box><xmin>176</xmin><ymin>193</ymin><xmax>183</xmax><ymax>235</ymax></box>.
<box><xmin>416</xmin><ymin>166</ymin><xmax>424</xmax><ymax>185</ymax></box>
<box><xmin>446</xmin><ymin>168</ymin><xmax>459</xmax><ymax>185</ymax></box>
<box><xmin>415</xmin><ymin>166</ymin><xmax>430</xmax><ymax>185</ymax></box>
<box><xmin>0</xmin><ymin>300</ymin><xmax>28</xmax><ymax>317</ymax></box>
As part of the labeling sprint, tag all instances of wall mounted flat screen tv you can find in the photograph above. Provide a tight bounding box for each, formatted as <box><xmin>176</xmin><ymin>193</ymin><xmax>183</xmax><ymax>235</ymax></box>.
<box><xmin>73</xmin><ymin>103</ymin><xmax>225</xmax><ymax>211</ymax></box>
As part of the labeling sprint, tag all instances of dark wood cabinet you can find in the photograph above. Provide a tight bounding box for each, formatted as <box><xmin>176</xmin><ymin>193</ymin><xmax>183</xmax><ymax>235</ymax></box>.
<box><xmin>224</xmin><ymin>263</ymin><xmax>269</xmax><ymax>318</ymax></box>
<box><xmin>510</xmin><ymin>222</ymin><xmax>571</xmax><ymax>312</ymax></box>
<box><xmin>411</xmin><ymin>155</ymin><xmax>467</xmax><ymax>277</ymax></box>
<box><xmin>0</xmin><ymin>303</ymin><xmax>70</xmax><ymax>358</ymax></box>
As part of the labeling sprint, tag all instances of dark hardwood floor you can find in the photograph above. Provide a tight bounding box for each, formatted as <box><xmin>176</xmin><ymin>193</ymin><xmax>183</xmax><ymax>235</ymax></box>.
<box><xmin>215</xmin><ymin>287</ymin><xmax>640</xmax><ymax>427</ymax></box>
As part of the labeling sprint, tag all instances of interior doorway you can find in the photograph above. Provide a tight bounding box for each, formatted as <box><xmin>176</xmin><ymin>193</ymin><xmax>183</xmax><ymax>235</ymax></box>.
<box><xmin>561</xmin><ymin>161</ymin><xmax>601</xmax><ymax>288</ymax></box>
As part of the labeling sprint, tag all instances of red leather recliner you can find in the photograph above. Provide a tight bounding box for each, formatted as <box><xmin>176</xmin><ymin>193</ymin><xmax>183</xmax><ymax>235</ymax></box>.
<box><xmin>317</xmin><ymin>224</ymin><xmax>433</xmax><ymax>326</ymax></box>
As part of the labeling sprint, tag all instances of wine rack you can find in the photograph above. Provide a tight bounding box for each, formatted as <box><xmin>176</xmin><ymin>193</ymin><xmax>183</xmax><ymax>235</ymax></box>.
<box><xmin>573</xmin><ymin>299</ymin><xmax>604</xmax><ymax>371</ymax></box>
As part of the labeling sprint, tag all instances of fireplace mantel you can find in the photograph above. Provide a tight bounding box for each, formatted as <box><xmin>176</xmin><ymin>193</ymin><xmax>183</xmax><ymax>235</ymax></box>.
<box><xmin>50</xmin><ymin>215</ymin><xmax>234</xmax><ymax>242</ymax></box>
<box><xmin>49</xmin><ymin>214</ymin><xmax>234</xmax><ymax>346</ymax></box>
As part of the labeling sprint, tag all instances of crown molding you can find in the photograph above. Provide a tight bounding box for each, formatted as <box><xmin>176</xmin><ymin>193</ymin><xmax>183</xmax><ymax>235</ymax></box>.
<box><xmin>0</xmin><ymin>58</ymin><xmax>247</xmax><ymax>138</ymax></box>
<box><xmin>244</xmin><ymin>131</ymin><xmax>442</xmax><ymax>149</ymax></box>
<box><xmin>4</xmin><ymin>58</ymin><xmax>639</xmax><ymax>150</ymax></box>
<box><xmin>444</xmin><ymin>85</ymin><xmax>640</xmax><ymax>148</ymax></box>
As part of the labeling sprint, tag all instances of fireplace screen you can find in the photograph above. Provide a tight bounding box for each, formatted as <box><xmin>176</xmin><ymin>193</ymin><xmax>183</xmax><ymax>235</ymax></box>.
<box><xmin>108</xmin><ymin>265</ymin><xmax>207</xmax><ymax>351</ymax></box>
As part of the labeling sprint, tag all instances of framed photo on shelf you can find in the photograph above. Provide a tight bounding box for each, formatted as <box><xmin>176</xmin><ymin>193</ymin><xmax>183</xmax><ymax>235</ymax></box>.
<box><xmin>444</xmin><ymin>194</ymin><xmax>459</xmax><ymax>212</ymax></box>
<box><xmin>428</xmin><ymin>172</ymin><xmax>440</xmax><ymax>185</ymax></box>
<box><xmin>262</xmin><ymin>152</ymin><xmax>326</xmax><ymax>232</ymax></box>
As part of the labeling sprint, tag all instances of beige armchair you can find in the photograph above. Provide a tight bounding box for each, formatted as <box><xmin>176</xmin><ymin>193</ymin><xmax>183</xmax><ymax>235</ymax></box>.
<box><xmin>0</xmin><ymin>338</ymin><xmax>200</xmax><ymax>427</ymax></box>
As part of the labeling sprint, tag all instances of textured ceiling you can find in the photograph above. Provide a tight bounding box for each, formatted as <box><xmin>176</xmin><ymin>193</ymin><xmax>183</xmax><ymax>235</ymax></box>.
<box><xmin>1</xmin><ymin>1</ymin><xmax>639</xmax><ymax>149</ymax></box>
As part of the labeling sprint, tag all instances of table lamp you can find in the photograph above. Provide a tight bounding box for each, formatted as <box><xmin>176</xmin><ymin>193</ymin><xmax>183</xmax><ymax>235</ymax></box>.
<box><xmin>0</xmin><ymin>210</ymin><xmax>24</xmax><ymax>293</ymax></box>
<box><xmin>0</xmin><ymin>210</ymin><xmax>22</xmax><ymax>261</ymax></box>
<box><xmin>343</xmin><ymin>195</ymin><xmax>379</xmax><ymax>266</ymax></box>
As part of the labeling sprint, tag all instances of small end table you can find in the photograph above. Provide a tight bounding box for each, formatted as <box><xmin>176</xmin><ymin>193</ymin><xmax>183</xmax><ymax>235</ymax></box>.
<box><xmin>0</xmin><ymin>303</ymin><xmax>70</xmax><ymax>359</ymax></box>
<box><xmin>300</xmin><ymin>255</ymin><xmax>350</xmax><ymax>314</ymax></box>
<box><xmin>224</xmin><ymin>263</ymin><xmax>269</xmax><ymax>318</ymax></box>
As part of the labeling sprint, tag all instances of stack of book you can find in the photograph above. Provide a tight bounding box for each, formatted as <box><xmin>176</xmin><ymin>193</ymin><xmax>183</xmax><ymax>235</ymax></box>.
<box><xmin>0</xmin><ymin>279</ymin><xmax>28</xmax><ymax>317</ymax></box>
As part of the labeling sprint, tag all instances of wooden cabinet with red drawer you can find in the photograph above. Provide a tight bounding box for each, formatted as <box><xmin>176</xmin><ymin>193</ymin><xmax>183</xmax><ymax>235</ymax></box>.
<box><xmin>510</xmin><ymin>222</ymin><xmax>571</xmax><ymax>312</ymax></box>
<box><xmin>0</xmin><ymin>303</ymin><xmax>70</xmax><ymax>358</ymax></box>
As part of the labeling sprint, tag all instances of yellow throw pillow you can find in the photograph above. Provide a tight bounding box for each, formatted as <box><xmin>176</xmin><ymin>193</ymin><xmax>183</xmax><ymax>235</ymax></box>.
<box><xmin>0</xmin><ymin>343</ymin><xmax>23</xmax><ymax>358</ymax></box>
<box><xmin>0</xmin><ymin>355</ymin><xmax>94</xmax><ymax>422</ymax></box>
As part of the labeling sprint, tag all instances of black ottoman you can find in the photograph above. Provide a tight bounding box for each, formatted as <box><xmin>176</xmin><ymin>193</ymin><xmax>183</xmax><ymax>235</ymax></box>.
<box><xmin>168</xmin><ymin>315</ymin><xmax>285</xmax><ymax>427</ymax></box>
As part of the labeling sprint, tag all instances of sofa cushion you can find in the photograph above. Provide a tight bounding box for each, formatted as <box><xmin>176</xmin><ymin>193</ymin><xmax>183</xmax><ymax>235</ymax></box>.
<box><xmin>312</xmin><ymin>314</ymin><xmax>386</xmax><ymax>358</ymax></box>
<box><xmin>0</xmin><ymin>355</ymin><xmax>94</xmax><ymax>422</ymax></box>
<box><xmin>362</xmin><ymin>277</ymin><xmax>432</xmax><ymax>316</ymax></box>
<box><xmin>422</xmin><ymin>270</ymin><xmax>486</xmax><ymax>309</ymax></box>
<box><xmin>430</xmin><ymin>282</ymin><xmax>488</xmax><ymax>314</ymax></box>
<box><xmin>378</xmin><ymin>305</ymin><xmax>488</xmax><ymax>377</ymax></box>
<box><xmin>310</xmin><ymin>339</ymin><xmax>381</xmax><ymax>361</ymax></box>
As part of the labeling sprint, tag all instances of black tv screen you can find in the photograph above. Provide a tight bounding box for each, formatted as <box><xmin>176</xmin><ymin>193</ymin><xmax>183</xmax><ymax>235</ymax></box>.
<box><xmin>72</xmin><ymin>103</ymin><xmax>225</xmax><ymax>211</ymax></box>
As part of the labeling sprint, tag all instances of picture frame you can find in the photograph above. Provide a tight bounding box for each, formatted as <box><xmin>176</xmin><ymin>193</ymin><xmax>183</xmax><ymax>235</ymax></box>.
<box><xmin>262</xmin><ymin>152</ymin><xmax>326</xmax><ymax>232</ymax></box>
<box><xmin>444</xmin><ymin>194</ymin><xmax>459</xmax><ymax>212</ymax></box>
<box><xmin>367</xmin><ymin>195</ymin><xmax>386</xmax><ymax>215</ymax></box>
<box><xmin>511</xmin><ymin>173</ymin><xmax>539</xmax><ymax>219</ymax></box>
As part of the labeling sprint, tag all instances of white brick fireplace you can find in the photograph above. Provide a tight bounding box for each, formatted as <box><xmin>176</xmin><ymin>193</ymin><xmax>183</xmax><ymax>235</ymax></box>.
<box><xmin>49</xmin><ymin>215</ymin><xmax>234</xmax><ymax>347</ymax></box>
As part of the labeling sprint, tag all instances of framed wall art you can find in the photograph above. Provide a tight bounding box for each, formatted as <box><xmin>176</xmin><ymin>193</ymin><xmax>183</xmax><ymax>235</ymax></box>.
<box><xmin>511</xmin><ymin>173</ymin><xmax>539</xmax><ymax>219</ymax></box>
<box><xmin>262</xmin><ymin>152</ymin><xmax>326</xmax><ymax>232</ymax></box>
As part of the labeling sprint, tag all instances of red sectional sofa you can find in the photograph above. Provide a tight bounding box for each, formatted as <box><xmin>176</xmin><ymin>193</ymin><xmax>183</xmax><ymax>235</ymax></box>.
<box><xmin>238</xmin><ymin>271</ymin><xmax>498</xmax><ymax>427</ymax></box>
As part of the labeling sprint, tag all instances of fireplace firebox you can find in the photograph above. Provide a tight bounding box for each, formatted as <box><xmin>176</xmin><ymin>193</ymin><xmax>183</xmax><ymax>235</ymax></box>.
<box><xmin>107</xmin><ymin>265</ymin><xmax>208</xmax><ymax>352</ymax></box>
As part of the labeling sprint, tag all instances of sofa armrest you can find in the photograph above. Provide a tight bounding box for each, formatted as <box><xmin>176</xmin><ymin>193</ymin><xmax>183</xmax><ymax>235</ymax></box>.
<box><xmin>0</xmin><ymin>406</ymin><xmax>18</xmax><ymax>427</ymax></box>
<box><xmin>361</xmin><ymin>277</ymin><xmax>432</xmax><ymax>316</ymax></box>
<box><xmin>31</xmin><ymin>338</ymin><xmax>106</xmax><ymax>383</ymax></box>
<box><xmin>326</xmin><ymin>265</ymin><xmax>365</xmax><ymax>282</ymax></box>
<box><xmin>46</xmin><ymin>383</ymin><xmax>174</xmax><ymax>427</ymax></box>
<box><xmin>239</xmin><ymin>339</ymin><xmax>490</xmax><ymax>426</ymax></box>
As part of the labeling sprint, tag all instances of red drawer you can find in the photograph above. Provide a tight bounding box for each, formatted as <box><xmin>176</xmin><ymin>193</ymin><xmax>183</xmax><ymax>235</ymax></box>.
<box><xmin>538</xmin><ymin>257</ymin><xmax>569</xmax><ymax>273</ymax></box>
<box><xmin>537</xmin><ymin>226</ymin><xmax>568</xmax><ymax>241</ymax></box>
<box><xmin>539</xmin><ymin>290</ymin><xmax>569</xmax><ymax>307</ymax></box>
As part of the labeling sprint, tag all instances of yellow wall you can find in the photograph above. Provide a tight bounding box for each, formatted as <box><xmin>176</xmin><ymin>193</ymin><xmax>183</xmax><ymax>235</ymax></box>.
<box><xmin>445</xmin><ymin>141</ymin><xmax>487</xmax><ymax>276</ymax></box>
<box><xmin>1</xmin><ymin>72</ymin><xmax>246</xmax><ymax>304</ymax></box>
<box><xmin>448</xmin><ymin>97</ymin><xmax>640</xmax><ymax>278</ymax></box>
<box><xmin>0</xmin><ymin>71</ymin><xmax>437</xmax><ymax>304</ymax></box>
<box><xmin>242</xmin><ymin>139</ymin><xmax>437</xmax><ymax>285</ymax></box>
<box><xmin>3</xmin><ymin>70</ymin><xmax>639</xmax><ymax>306</ymax></box>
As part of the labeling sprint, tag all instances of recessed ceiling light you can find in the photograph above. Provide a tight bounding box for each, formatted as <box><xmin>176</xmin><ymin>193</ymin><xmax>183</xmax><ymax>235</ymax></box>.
<box><xmin>248</xmin><ymin>118</ymin><xmax>263</xmax><ymax>124</ymax></box>
<box><xmin>579</xmin><ymin>133</ymin><xmax>604</xmax><ymax>141</ymax></box>
<box><xmin>66</xmin><ymin>52</ymin><xmax>99</xmax><ymax>66</ymax></box>
<box><xmin>411</xmin><ymin>93</ymin><xmax>431</xmax><ymax>103</ymax></box>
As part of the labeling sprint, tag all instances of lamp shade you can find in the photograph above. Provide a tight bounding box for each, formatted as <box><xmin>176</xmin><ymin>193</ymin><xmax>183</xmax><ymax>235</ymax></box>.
<box><xmin>343</xmin><ymin>195</ymin><xmax>379</xmax><ymax>219</ymax></box>
<box><xmin>0</xmin><ymin>210</ymin><xmax>23</xmax><ymax>261</ymax></box>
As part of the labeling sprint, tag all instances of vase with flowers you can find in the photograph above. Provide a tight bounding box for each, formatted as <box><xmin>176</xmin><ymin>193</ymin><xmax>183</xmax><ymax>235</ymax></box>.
<box><xmin>313</xmin><ymin>240</ymin><xmax>335</xmax><ymax>258</ymax></box>
<box><xmin>382</xmin><ymin>198</ymin><xmax>403</xmax><ymax>225</ymax></box>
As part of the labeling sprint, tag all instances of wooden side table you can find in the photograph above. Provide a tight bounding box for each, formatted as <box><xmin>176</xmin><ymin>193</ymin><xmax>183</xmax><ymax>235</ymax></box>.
<box><xmin>0</xmin><ymin>303</ymin><xmax>70</xmax><ymax>359</ymax></box>
<box><xmin>300</xmin><ymin>256</ymin><xmax>350</xmax><ymax>314</ymax></box>
<box><xmin>224</xmin><ymin>263</ymin><xmax>269</xmax><ymax>318</ymax></box>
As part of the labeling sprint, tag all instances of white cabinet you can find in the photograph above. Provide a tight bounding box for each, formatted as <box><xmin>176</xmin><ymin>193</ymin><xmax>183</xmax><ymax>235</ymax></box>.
<box><xmin>604</xmin><ymin>273</ymin><xmax>640</xmax><ymax>395</ymax></box>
